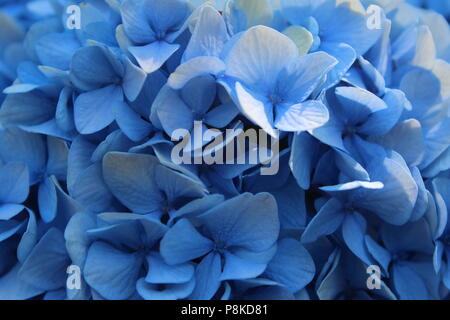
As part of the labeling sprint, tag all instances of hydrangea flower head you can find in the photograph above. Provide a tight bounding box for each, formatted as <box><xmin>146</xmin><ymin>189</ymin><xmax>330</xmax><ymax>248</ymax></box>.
<box><xmin>0</xmin><ymin>0</ymin><xmax>449</xmax><ymax>301</ymax></box>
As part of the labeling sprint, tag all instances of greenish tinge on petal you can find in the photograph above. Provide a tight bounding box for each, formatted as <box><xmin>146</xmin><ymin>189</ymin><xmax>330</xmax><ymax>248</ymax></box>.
<box><xmin>235</xmin><ymin>0</ymin><xmax>273</xmax><ymax>27</ymax></box>
<box><xmin>337</xmin><ymin>0</ymin><xmax>366</xmax><ymax>15</ymax></box>
<box><xmin>283</xmin><ymin>26</ymin><xmax>314</xmax><ymax>56</ymax></box>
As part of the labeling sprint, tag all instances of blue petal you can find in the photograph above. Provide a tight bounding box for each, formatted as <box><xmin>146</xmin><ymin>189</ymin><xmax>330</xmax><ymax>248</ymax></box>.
<box><xmin>0</xmin><ymin>204</ymin><xmax>25</xmax><ymax>220</ymax></box>
<box><xmin>189</xmin><ymin>252</ymin><xmax>222</xmax><ymax>300</ymax></box>
<box><xmin>44</xmin><ymin>289</ymin><xmax>66</xmax><ymax>300</ymax></box>
<box><xmin>400</xmin><ymin>67</ymin><xmax>441</xmax><ymax>113</ymax></box>
<box><xmin>320</xmin><ymin>181</ymin><xmax>384</xmax><ymax>193</ymax></box>
<box><xmin>301</xmin><ymin>198</ymin><xmax>345</xmax><ymax>244</ymax></box>
<box><xmin>354</xmin><ymin>156</ymin><xmax>419</xmax><ymax>225</ymax></box>
<box><xmin>334</xmin><ymin>150</ymin><xmax>370</xmax><ymax>182</ymax></box>
<box><xmin>153</xmin><ymin>85</ymin><xmax>194</xmax><ymax>136</ymax></box>
<box><xmin>145</xmin><ymin>252</ymin><xmax>195</xmax><ymax>284</ymax></box>
<box><xmin>219</xmin><ymin>78</ymin><xmax>277</xmax><ymax>137</ymax></box>
<box><xmin>91</xmin><ymin>130</ymin><xmax>135</xmax><ymax>163</ymax></box>
<box><xmin>264</xmin><ymin>238</ymin><xmax>315</xmax><ymax>293</ymax></box>
<box><xmin>181</xmin><ymin>75</ymin><xmax>216</xmax><ymax>115</ymax></box>
<box><xmin>410</xmin><ymin>167</ymin><xmax>429</xmax><ymax>222</ymax></box>
<box><xmin>132</xmin><ymin>70</ymin><xmax>167</xmax><ymax>117</ymax></box>
<box><xmin>318</xmin><ymin>42</ymin><xmax>356</xmax><ymax>89</ymax></box>
<box><xmin>74</xmin><ymin>85</ymin><xmax>122</xmax><ymax>134</ymax></box>
<box><xmin>289</xmin><ymin>132</ymin><xmax>321</xmax><ymax>189</ymax></box>
<box><xmin>221</xmin><ymin>249</ymin><xmax>272</xmax><ymax>281</ymax></box>
<box><xmin>120</xmin><ymin>0</ymin><xmax>156</xmax><ymax>44</ymax></box>
<box><xmin>0</xmin><ymin>122</ymin><xmax>49</xmax><ymax>177</ymax></box>
<box><xmin>334</xmin><ymin>86</ymin><xmax>387</xmax><ymax>125</ymax></box>
<box><xmin>155</xmin><ymin>165</ymin><xmax>205</xmax><ymax>204</ymax></box>
<box><xmin>199</xmin><ymin>193</ymin><xmax>279</xmax><ymax>252</ymax></box>
<box><xmin>421</xmin><ymin>118</ymin><xmax>450</xmax><ymax>169</ymax></box>
<box><xmin>370</xmin><ymin>119</ymin><xmax>425</xmax><ymax>167</ymax></box>
<box><xmin>18</xmin><ymin>228</ymin><xmax>70</xmax><ymax>291</ymax></box>
<box><xmin>341</xmin><ymin>212</ymin><xmax>373</xmax><ymax>266</ymax></box>
<box><xmin>70</xmin><ymin>46</ymin><xmax>118</xmax><ymax>90</ymax></box>
<box><xmin>320</xmin><ymin>3</ymin><xmax>382</xmax><ymax>56</ymax></box>
<box><xmin>204</xmin><ymin>101</ymin><xmax>240</xmax><ymax>128</ymax></box>
<box><xmin>433</xmin><ymin>241</ymin><xmax>444</xmax><ymax>273</ymax></box>
<box><xmin>102</xmin><ymin>152</ymin><xmax>163</xmax><ymax>213</ymax></box>
<box><xmin>0</xmin><ymin>92</ymin><xmax>55</xmax><ymax>128</ymax></box>
<box><xmin>46</xmin><ymin>136</ymin><xmax>69</xmax><ymax>180</ymax></box>
<box><xmin>3</xmin><ymin>83</ymin><xmax>41</xmax><ymax>94</ymax></box>
<box><xmin>36</xmin><ymin>32</ymin><xmax>80</xmax><ymax>70</ymax></box>
<box><xmin>17</xmin><ymin>209</ymin><xmax>38</xmax><ymax>263</ymax></box>
<box><xmin>84</xmin><ymin>241</ymin><xmax>143</xmax><ymax>300</ymax></box>
<box><xmin>160</xmin><ymin>218</ymin><xmax>213</xmax><ymax>265</ymax></box>
<box><xmin>142</xmin><ymin>0</ymin><xmax>190</xmax><ymax>43</ymax></box>
<box><xmin>0</xmin><ymin>162</ymin><xmax>29</xmax><ymax>204</ymax></box>
<box><xmin>64</xmin><ymin>212</ymin><xmax>97</xmax><ymax>267</ymax></box>
<box><xmin>357</xmin><ymin>89</ymin><xmax>405</xmax><ymax>136</ymax></box>
<box><xmin>38</xmin><ymin>177</ymin><xmax>57</xmax><ymax>223</ymax></box>
<box><xmin>67</xmin><ymin>137</ymin><xmax>96</xmax><ymax>195</ymax></box>
<box><xmin>113</xmin><ymin>101</ymin><xmax>152</xmax><ymax>142</ymax></box>
<box><xmin>381</xmin><ymin>220</ymin><xmax>434</xmax><ymax>255</ymax></box>
<box><xmin>271</xmin><ymin>178</ymin><xmax>308</xmax><ymax>230</ymax></box>
<box><xmin>136</xmin><ymin>277</ymin><xmax>195</xmax><ymax>300</ymax></box>
<box><xmin>169</xmin><ymin>194</ymin><xmax>225</xmax><ymax>223</ymax></box>
<box><xmin>0</xmin><ymin>265</ymin><xmax>43</xmax><ymax>300</ymax></box>
<box><xmin>87</xmin><ymin>220</ymin><xmax>143</xmax><ymax>252</ymax></box>
<box><xmin>392</xmin><ymin>262</ymin><xmax>429</xmax><ymax>300</ymax></box>
<box><xmin>71</xmin><ymin>163</ymin><xmax>113</xmax><ymax>213</ymax></box>
<box><xmin>365</xmin><ymin>235</ymin><xmax>391</xmax><ymax>276</ymax></box>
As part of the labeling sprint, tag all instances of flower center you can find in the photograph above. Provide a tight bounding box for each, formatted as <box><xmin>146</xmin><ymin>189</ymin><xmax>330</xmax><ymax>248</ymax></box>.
<box><xmin>213</xmin><ymin>240</ymin><xmax>227</xmax><ymax>252</ymax></box>
<box><xmin>343</xmin><ymin>126</ymin><xmax>357</xmax><ymax>137</ymax></box>
<box><xmin>392</xmin><ymin>251</ymin><xmax>412</xmax><ymax>262</ymax></box>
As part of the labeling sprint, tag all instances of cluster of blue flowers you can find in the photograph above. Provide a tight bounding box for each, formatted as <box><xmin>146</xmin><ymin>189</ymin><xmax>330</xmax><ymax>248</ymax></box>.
<box><xmin>0</xmin><ymin>0</ymin><xmax>449</xmax><ymax>300</ymax></box>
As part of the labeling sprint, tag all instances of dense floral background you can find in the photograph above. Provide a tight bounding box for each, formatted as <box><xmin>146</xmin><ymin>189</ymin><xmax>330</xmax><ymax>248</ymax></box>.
<box><xmin>0</xmin><ymin>0</ymin><xmax>449</xmax><ymax>300</ymax></box>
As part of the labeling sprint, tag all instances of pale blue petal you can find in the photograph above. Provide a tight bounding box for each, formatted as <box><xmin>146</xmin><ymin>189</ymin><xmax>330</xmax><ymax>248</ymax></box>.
<box><xmin>183</xmin><ymin>5</ymin><xmax>229</xmax><ymax>61</ymax></box>
<box><xmin>276</xmin><ymin>52</ymin><xmax>337</xmax><ymax>103</ymax></box>
<box><xmin>129</xmin><ymin>42</ymin><xmax>180</xmax><ymax>73</ymax></box>
<box><xmin>168</xmin><ymin>56</ymin><xmax>226</xmax><ymax>90</ymax></box>
<box><xmin>274</xmin><ymin>100</ymin><xmax>330</xmax><ymax>132</ymax></box>
<box><xmin>224</xmin><ymin>25</ymin><xmax>298</xmax><ymax>93</ymax></box>
<box><xmin>122</xmin><ymin>57</ymin><xmax>147</xmax><ymax>102</ymax></box>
